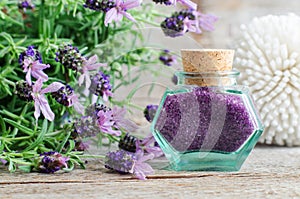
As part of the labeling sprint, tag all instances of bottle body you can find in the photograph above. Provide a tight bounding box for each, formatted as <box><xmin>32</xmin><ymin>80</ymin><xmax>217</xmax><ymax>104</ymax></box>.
<box><xmin>151</xmin><ymin>71</ymin><xmax>264</xmax><ymax>171</ymax></box>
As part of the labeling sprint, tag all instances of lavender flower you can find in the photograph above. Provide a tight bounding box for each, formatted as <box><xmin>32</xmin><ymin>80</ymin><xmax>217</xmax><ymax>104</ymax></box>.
<box><xmin>74</xmin><ymin>115</ymin><xmax>100</xmax><ymax>137</ymax></box>
<box><xmin>198</xmin><ymin>12</ymin><xmax>218</xmax><ymax>32</ymax></box>
<box><xmin>111</xmin><ymin>106</ymin><xmax>138</xmax><ymax>132</ymax></box>
<box><xmin>18</xmin><ymin>0</ymin><xmax>34</xmax><ymax>10</ymax></box>
<box><xmin>55</xmin><ymin>44</ymin><xmax>85</xmax><ymax>71</ymax></box>
<box><xmin>36</xmin><ymin>152</ymin><xmax>69</xmax><ymax>173</ymax></box>
<box><xmin>144</xmin><ymin>104</ymin><xmax>158</xmax><ymax>122</ymax></box>
<box><xmin>84</xmin><ymin>0</ymin><xmax>116</xmax><ymax>12</ymax></box>
<box><xmin>176</xmin><ymin>0</ymin><xmax>197</xmax><ymax>10</ymax></box>
<box><xmin>105</xmin><ymin>149</ymin><xmax>154</xmax><ymax>180</ymax></box>
<box><xmin>96</xmin><ymin>105</ymin><xmax>137</xmax><ymax>136</ymax></box>
<box><xmin>78</xmin><ymin>55</ymin><xmax>107</xmax><ymax>88</ymax></box>
<box><xmin>15</xmin><ymin>80</ymin><xmax>34</xmax><ymax>101</ymax></box>
<box><xmin>51</xmin><ymin>84</ymin><xmax>84</xmax><ymax>114</ymax></box>
<box><xmin>161</xmin><ymin>9</ymin><xmax>217</xmax><ymax>37</ymax></box>
<box><xmin>51</xmin><ymin>84</ymin><xmax>74</xmax><ymax>106</ymax></box>
<box><xmin>152</xmin><ymin>0</ymin><xmax>173</xmax><ymax>5</ymax></box>
<box><xmin>161</xmin><ymin>11</ymin><xmax>195</xmax><ymax>37</ymax></box>
<box><xmin>32</xmin><ymin>78</ymin><xmax>65</xmax><ymax>121</ymax></box>
<box><xmin>19</xmin><ymin>46</ymin><xmax>49</xmax><ymax>85</ymax></box>
<box><xmin>105</xmin><ymin>150</ymin><xmax>136</xmax><ymax>173</ymax></box>
<box><xmin>136</xmin><ymin>134</ymin><xmax>163</xmax><ymax>158</ymax></box>
<box><xmin>152</xmin><ymin>0</ymin><xmax>197</xmax><ymax>10</ymax></box>
<box><xmin>159</xmin><ymin>50</ymin><xmax>177</xmax><ymax>66</ymax></box>
<box><xmin>133</xmin><ymin>150</ymin><xmax>155</xmax><ymax>180</ymax></box>
<box><xmin>104</xmin><ymin>0</ymin><xmax>141</xmax><ymax>26</ymax></box>
<box><xmin>85</xmin><ymin>103</ymin><xmax>112</xmax><ymax>116</ymax></box>
<box><xmin>97</xmin><ymin>109</ymin><xmax>122</xmax><ymax>136</ymax></box>
<box><xmin>89</xmin><ymin>71</ymin><xmax>113</xmax><ymax>101</ymax></box>
<box><xmin>19</xmin><ymin>46</ymin><xmax>42</xmax><ymax>66</ymax></box>
<box><xmin>118</xmin><ymin>133</ymin><xmax>138</xmax><ymax>152</ymax></box>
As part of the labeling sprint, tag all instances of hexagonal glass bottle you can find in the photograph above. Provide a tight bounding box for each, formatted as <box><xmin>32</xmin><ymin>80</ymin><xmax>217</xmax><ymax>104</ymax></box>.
<box><xmin>151</xmin><ymin>49</ymin><xmax>264</xmax><ymax>171</ymax></box>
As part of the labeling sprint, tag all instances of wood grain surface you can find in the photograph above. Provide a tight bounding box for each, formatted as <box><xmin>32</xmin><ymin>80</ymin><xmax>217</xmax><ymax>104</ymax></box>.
<box><xmin>1</xmin><ymin>146</ymin><xmax>300</xmax><ymax>199</ymax></box>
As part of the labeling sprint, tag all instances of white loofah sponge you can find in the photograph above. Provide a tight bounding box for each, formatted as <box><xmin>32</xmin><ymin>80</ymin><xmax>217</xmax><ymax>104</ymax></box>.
<box><xmin>234</xmin><ymin>14</ymin><xmax>300</xmax><ymax>146</ymax></box>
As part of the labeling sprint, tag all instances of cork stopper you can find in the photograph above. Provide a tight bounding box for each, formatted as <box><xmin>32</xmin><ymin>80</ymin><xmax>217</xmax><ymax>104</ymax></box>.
<box><xmin>180</xmin><ymin>49</ymin><xmax>235</xmax><ymax>86</ymax></box>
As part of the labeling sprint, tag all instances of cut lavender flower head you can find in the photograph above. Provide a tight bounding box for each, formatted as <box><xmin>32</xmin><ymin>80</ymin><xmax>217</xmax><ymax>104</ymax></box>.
<box><xmin>144</xmin><ymin>105</ymin><xmax>158</xmax><ymax>122</ymax></box>
<box><xmin>36</xmin><ymin>151</ymin><xmax>69</xmax><ymax>173</ymax></box>
<box><xmin>159</xmin><ymin>49</ymin><xmax>177</xmax><ymax>66</ymax></box>
<box><xmin>119</xmin><ymin>133</ymin><xmax>138</xmax><ymax>152</ymax></box>
<box><xmin>55</xmin><ymin>44</ymin><xmax>85</xmax><ymax>71</ymax></box>
<box><xmin>51</xmin><ymin>84</ymin><xmax>74</xmax><ymax>106</ymax></box>
<box><xmin>84</xmin><ymin>0</ymin><xmax>116</xmax><ymax>12</ymax></box>
<box><xmin>105</xmin><ymin>150</ymin><xmax>136</xmax><ymax>174</ymax></box>
<box><xmin>89</xmin><ymin>71</ymin><xmax>113</xmax><ymax>101</ymax></box>
<box><xmin>15</xmin><ymin>80</ymin><xmax>34</xmax><ymax>101</ymax></box>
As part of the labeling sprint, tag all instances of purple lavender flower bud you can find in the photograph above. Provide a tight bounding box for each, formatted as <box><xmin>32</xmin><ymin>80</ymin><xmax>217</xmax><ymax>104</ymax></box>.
<box><xmin>18</xmin><ymin>0</ymin><xmax>34</xmax><ymax>10</ymax></box>
<box><xmin>73</xmin><ymin>115</ymin><xmax>100</xmax><ymax>138</ymax></box>
<box><xmin>144</xmin><ymin>105</ymin><xmax>159</xmax><ymax>122</ymax></box>
<box><xmin>55</xmin><ymin>44</ymin><xmax>85</xmax><ymax>71</ymax></box>
<box><xmin>89</xmin><ymin>71</ymin><xmax>113</xmax><ymax>101</ymax></box>
<box><xmin>105</xmin><ymin>150</ymin><xmax>136</xmax><ymax>174</ymax></box>
<box><xmin>160</xmin><ymin>9</ymin><xmax>196</xmax><ymax>37</ymax></box>
<box><xmin>118</xmin><ymin>133</ymin><xmax>138</xmax><ymax>153</ymax></box>
<box><xmin>159</xmin><ymin>49</ymin><xmax>177</xmax><ymax>66</ymax></box>
<box><xmin>83</xmin><ymin>0</ymin><xmax>116</xmax><ymax>12</ymax></box>
<box><xmin>36</xmin><ymin>152</ymin><xmax>69</xmax><ymax>174</ymax></box>
<box><xmin>19</xmin><ymin>46</ymin><xmax>42</xmax><ymax>66</ymax></box>
<box><xmin>15</xmin><ymin>80</ymin><xmax>34</xmax><ymax>101</ymax></box>
<box><xmin>51</xmin><ymin>84</ymin><xmax>74</xmax><ymax>106</ymax></box>
<box><xmin>152</xmin><ymin>0</ymin><xmax>172</xmax><ymax>5</ymax></box>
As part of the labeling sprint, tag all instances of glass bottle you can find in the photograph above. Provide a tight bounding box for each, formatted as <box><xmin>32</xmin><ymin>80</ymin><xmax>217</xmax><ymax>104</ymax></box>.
<box><xmin>151</xmin><ymin>49</ymin><xmax>264</xmax><ymax>171</ymax></box>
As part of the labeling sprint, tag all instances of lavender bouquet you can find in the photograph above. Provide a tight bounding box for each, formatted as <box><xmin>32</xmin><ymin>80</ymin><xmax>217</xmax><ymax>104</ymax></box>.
<box><xmin>0</xmin><ymin>0</ymin><xmax>217</xmax><ymax>179</ymax></box>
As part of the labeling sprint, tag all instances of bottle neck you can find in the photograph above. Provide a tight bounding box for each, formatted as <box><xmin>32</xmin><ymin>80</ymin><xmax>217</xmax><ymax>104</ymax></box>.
<box><xmin>175</xmin><ymin>70</ymin><xmax>240</xmax><ymax>87</ymax></box>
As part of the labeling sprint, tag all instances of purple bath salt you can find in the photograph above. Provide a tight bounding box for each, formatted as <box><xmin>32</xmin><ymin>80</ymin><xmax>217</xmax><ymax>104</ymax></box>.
<box><xmin>154</xmin><ymin>87</ymin><xmax>255</xmax><ymax>152</ymax></box>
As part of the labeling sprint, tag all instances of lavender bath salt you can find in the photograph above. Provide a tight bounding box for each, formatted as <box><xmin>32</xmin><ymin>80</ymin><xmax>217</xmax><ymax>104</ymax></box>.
<box><xmin>154</xmin><ymin>87</ymin><xmax>255</xmax><ymax>153</ymax></box>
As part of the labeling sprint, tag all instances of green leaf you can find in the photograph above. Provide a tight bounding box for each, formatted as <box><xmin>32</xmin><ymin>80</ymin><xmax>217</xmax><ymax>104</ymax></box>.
<box><xmin>3</xmin><ymin>118</ymin><xmax>34</xmax><ymax>135</ymax></box>
<box><xmin>18</xmin><ymin>165</ymin><xmax>32</xmax><ymax>173</ymax></box>
<box><xmin>8</xmin><ymin>159</ymin><xmax>16</xmax><ymax>172</ymax></box>
<box><xmin>56</xmin><ymin>131</ymin><xmax>71</xmax><ymax>153</ymax></box>
<box><xmin>23</xmin><ymin>119</ymin><xmax>48</xmax><ymax>152</ymax></box>
<box><xmin>65</xmin><ymin>139</ymin><xmax>75</xmax><ymax>153</ymax></box>
<box><xmin>0</xmin><ymin>115</ymin><xmax>6</xmax><ymax>135</ymax></box>
<box><xmin>0</xmin><ymin>46</ymin><xmax>10</xmax><ymax>57</ymax></box>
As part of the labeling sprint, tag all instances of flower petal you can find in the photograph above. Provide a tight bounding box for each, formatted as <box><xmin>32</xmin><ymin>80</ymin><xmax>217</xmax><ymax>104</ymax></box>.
<box><xmin>85</xmin><ymin>74</ymin><xmax>91</xmax><ymax>88</ymax></box>
<box><xmin>34</xmin><ymin>100</ymin><xmax>41</xmax><ymax>120</ymax></box>
<box><xmin>32</xmin><ymin>62</ymin><xmax>50</xmax><ymax>70</ymax></box>
<box><xmin>38</xmin><ymin>95</ymin><xmax>55</xmax><ymax>121</ymax></box>
<box><xmin>31</xmin><ymin>70</ymin><xmax>48</xmax><ymax>82</ymax></box>
<box><xmin>32</xmin><ymin>78</ymin><xmax>43</xmax><ymax>93</ymax></box>
<box><xmin>122</xmin><ymin>0</ymin><xmax>141</xmax><ymax>9</ymax></box>
<box><xmin>177</xmin><ymin>0</ymin><xmax>197</xmax><ymax>10</ymax></box>
<box><xmin>105</xmin><ymin>8</ymin><xmax>118</xmax><ymax>26</ymax></box>
<box><xmin>25</xmin><ymin>67</ymin><xmax>32</xmax><ymax>86</ymax></box>
<box><xmin>78</xmin><ymin>74</ymin><xmax>85</xmax><ymax>86</ymax></box>
<box><xmin>41</xmin><ymin>82</ymin><xmax>65</xmax><ymax>94</ymax></box>
<box><xmin>120</xmin><ymin>11</ymin><xmax>136</xmax><ymax>23</ymax></box>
